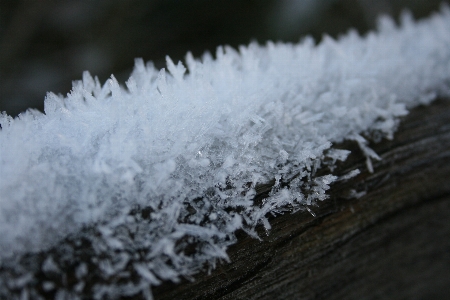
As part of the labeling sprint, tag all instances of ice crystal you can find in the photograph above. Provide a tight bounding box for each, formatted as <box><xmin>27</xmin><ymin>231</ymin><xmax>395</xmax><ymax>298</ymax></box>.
<box><xmin>1</xmin><ymin>6</ymin><xmax>450</xmax><ymax>299</ymax></box>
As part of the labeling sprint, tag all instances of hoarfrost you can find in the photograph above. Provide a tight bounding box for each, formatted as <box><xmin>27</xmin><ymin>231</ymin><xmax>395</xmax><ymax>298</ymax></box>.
<box><xmin>1</xmin><ymin>6</ymin><xmax>450</xmax><ymax>299</ymax></box>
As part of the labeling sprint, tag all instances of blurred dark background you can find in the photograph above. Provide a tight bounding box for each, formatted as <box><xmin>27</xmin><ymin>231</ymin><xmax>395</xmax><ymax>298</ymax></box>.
<box><xmin>0</xmin><ymin>0</ymin><xmax>448</xmax><ymax>117</ymax></box>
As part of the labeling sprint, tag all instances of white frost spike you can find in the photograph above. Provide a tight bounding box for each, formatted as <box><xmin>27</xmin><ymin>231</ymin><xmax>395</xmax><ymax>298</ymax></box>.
<box><xmin>166</xmin><ymin>56</ymin><xmax>186</xmax><ymax>82</ymax></box>
<box><xmin>327</xmin><ymin>149</ymin><xmax>351</xmax><ymax>162</ymax></box>
<box><xmin>126</xmin><ymin>76</ymin><xmax>138</xmax><ymax>94</ymax></box>
<box><xmin>1</xmin><ymin>7</ymin><xmax>450</xmax><ymax>298</ymax></box>
<box><xmin>82</xmin><ymin>71</ymin><xmax>96</xmax><ymax>93</ymax></box>
<box><xmin>108</xmin><ymin>75</ymin><xmax>122</xmax><ymax>100</ymax></box>
<box><xmin>350</xmin><ymin>134</ymin><xmax>381</xmax><ymax>173</ymax></box>
<box><xmin>43</xmin><ymin>92</ymin><xmax>65</xmax><ymax>116</ymax></box>
<box><xmin>338</xmin><ymin>169</ymin><xmax>361</xmax><ymax>181</ymax></box>
<box><xmin>157</xmin><ymin>69</ymin><xmax>168</xmax><ymax>97</ymax></box>
<box><xmin>134</xmin><ymin>263</ymin><xmax>161</xmax><ymax>285</ymax></box>
<box><xmin>306</xmin><ymin>207</ymin><xmax>316</xmax><ymax>217</ymax></box>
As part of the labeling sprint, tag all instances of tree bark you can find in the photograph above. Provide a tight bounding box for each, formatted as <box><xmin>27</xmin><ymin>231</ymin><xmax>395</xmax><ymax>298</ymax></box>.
<box><xmin>153</xmin><ymin>98</ymin><xmax>450</xmax><ymax>300</ymax></box>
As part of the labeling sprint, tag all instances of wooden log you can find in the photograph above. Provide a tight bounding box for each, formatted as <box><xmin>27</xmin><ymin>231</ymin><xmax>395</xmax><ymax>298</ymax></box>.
<box><xmin>153</xmin><ymin>98</ymin><xmax>450</xmax><ymax>299</ymax></box>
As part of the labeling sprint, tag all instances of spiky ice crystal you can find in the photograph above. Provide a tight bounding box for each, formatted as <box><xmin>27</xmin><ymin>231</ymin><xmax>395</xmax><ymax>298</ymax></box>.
<box><xmin>1</xmin><ymin>7</ymin><xmax>450</xmax><ymax>299</ymax></box>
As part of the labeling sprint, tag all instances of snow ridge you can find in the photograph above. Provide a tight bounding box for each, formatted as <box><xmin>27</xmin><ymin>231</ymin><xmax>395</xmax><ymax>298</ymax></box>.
<box><xmin>1</xmin><ymin>7</ymin><xmax>450</xmax><ymax>299</ymax></box>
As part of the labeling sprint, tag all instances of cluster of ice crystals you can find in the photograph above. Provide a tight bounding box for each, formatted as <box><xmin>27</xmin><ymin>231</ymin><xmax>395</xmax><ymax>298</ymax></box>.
<box><xmin>1</xmin><ymin>7</ymin><xmax>450</xmax><ymax>299</ymax></box>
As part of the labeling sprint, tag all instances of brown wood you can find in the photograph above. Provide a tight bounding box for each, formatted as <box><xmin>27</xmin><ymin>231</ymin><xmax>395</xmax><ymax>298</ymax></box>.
<box><xmin>153</xmin><ymin>98</ymin><xmax>450</xmax><ymax>300</ymax></box>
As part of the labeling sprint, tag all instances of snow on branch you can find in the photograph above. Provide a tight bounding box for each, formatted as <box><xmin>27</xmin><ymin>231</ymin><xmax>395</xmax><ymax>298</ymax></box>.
<box><xmin>1</xmin><ymin>6</ymin><xmax>450</xmax><ymax>299</ymax></box>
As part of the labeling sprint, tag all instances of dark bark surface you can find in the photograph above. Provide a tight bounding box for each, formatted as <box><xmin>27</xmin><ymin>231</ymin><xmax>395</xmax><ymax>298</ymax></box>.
<box><xmin>153</xmin><ymin>98</ymin><xmax>450</xmax><ymax>300</ymax></box>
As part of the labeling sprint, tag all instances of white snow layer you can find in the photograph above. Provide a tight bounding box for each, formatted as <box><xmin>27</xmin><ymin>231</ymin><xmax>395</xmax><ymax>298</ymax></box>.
<box><xmin>1</xmin><ymin>7</ymin><xmax>450</xmax><ymax>298</ymax></box>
